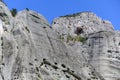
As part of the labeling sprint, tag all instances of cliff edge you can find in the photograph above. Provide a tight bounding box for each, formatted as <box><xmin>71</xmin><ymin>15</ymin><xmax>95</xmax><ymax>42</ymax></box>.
<box><xmin>0</xmin><ymin>1</ymin><xmax>120</xmax><ymax>80</ymax></box>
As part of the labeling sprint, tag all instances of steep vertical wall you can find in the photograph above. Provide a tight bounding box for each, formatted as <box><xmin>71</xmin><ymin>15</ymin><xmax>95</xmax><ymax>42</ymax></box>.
<box><xmin>0</xmin><ymin>1</ymin><xmax>89</xmax><ymax>80</ymax></box>
<box><xmin>0</xmin><ymin>1</ymin><xmax>120</xmax><ymax>80</ymax></box>
<box><xmin>87</xmin><ymin>31</ymin><xmax>120</xmax><ymax>80</ymax></box>
<box><xmin>52</xmin><ymin>12</ymin><xmax>120</xmax><ymax>80</ymax></box>
<box><xmin>12</xmin><ymin>10</ymin><xmax>87</xmax><ymax>80</ymax></box>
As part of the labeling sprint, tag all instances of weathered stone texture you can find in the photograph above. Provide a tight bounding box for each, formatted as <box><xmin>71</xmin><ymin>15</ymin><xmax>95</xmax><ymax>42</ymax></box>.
<box><xmin>0</xmin><ymin>1</ymin><xmax>120</xmax><ymax>80</ymax></box>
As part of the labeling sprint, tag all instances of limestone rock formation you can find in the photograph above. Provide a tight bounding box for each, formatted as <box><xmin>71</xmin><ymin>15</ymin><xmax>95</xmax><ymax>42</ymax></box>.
<box><xmin>52</xmin><ymin>12</ymin><xmax>120</xmax><ymax>80</ymax></box>
<box><xmin>0</xmin><ymin>1</ymin><xmax>120</xmax><ymax>80</ymax></box>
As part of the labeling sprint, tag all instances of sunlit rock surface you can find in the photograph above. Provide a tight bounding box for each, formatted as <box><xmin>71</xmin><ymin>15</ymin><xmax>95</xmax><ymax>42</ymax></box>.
<box><xmin>0</xmin><ymin>1</ymin><xmax>120</xmax><ymax>80</ymax></box>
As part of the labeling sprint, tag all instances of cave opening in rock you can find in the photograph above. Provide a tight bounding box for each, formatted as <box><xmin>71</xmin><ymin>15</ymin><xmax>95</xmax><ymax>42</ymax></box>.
<box><xmin>74</xmin><ymin>27</ymin><xmax>84</xmax><ymax>35</ymax></box>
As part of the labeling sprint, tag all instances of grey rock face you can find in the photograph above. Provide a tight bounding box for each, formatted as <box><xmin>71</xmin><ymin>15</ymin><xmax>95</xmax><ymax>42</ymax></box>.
<box><xmin>52</xmin><ymin>12</ymin><xmax>120</xmax><ymax>80</ymax></box>
<box><xmin>0</xmin><ymin>1</ymin><xmax>120</xmax><ymax>80</ymax></box>
<box><xmin>52</xmin><ymin>12</ymin><xmax>114</xmax><ymax>36</ymax></box>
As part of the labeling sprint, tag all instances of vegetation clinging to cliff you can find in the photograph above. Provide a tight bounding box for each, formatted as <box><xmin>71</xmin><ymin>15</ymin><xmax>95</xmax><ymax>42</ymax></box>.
<box><xmin>10</xmin><ymin>8</ymin><xmax>17</xmax><ymax>17</ymax></box>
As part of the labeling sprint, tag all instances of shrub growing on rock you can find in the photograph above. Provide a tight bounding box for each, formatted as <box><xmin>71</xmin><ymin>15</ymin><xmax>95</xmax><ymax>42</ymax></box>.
<box><xmin>10</xmin><ymin>8</ymin><xmax>17</xmax><ymax>17</ymax></box>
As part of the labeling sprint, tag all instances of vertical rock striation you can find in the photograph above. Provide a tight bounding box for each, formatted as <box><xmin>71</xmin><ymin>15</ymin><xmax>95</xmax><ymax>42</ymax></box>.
<box><xmin>0</xmin><ymin>1</ymin><xmax>120</xmax><ymax>80</ymax></box>
<box><xmin>52</xmin><ymin>12</ymin><xmax>120</xmax><ymax>80</ymax></box>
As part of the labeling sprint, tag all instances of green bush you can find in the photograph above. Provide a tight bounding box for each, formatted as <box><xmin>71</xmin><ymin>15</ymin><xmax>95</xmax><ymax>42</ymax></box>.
<box><xmin>59</xmin><ymin>35</ymin><xmax>64</xmax><ymax>40</ymax></box>
<box><xmin>10</xmin><ymin>8</ymin><xmax>17</xmax><ymax>17</ymax></box>
<box><xmin>60</xmin><ymin>12</ymin><xmax>80</xmax><ymax>17</ymax></box>
<box><xmin>75</xmin><ymin>36</ymin><xmax>86</xmax><ymax>43</ymax></box>
<box><xmin>67</xmin><ymin>35</ymin><xmax>86</xmax><ymax>43</ymax></box>
<box><xmin>26</xmin><ymin>8</ymin><xmax>29</xmax><ymax>11</ymax></box>
<box><xmin>67</xmin><ymin>35</ymin><xmax>74</xmax><ymax>42</ymax></box>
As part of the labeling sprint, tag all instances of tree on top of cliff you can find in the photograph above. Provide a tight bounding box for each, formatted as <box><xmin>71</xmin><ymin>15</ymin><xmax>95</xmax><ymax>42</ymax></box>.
<box><xmin>10</xmin><ymin>8</ymin><xmax>17</xmax><ymax>17</ymax></box>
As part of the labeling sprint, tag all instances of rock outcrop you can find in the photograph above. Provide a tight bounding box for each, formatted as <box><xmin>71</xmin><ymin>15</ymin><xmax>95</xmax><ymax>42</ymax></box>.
<box><xmin>0</xmin><ymin>1</ymin><xmax>120</xmax><ymax>80</ymax></box>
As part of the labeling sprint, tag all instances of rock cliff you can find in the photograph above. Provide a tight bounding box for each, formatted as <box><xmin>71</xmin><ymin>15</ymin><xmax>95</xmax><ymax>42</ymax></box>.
<box><xmin>0</xmin><ymin>1</ymin><xmax>120</xmax><ymax>80</ymax></box>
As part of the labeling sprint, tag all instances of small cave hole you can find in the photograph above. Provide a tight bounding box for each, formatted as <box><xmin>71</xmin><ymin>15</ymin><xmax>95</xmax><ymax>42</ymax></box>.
<box><xmin>29</xmin><ymin>62</ymin><xmax>33</xmax><ymax>66</ymax></box>
<box><xmin>53</xmin><ymin>22</ymin><xmax>56</xmax><ymax>24</ymax></box>
<box><xmin>25</xmin><ymin>27</ymin><xmax>30</xmax><ymax>33</ymax></box>
<box><xmin>43</xmin><ymin>58</ymin><xmax>46</xmax><ymax>61</ymax></box>
<box><xmin>34</xmin><ymin>59</ymin><xmax>38</xmax><ymax>61</ymax></box>
<box><xmin>66</xmin><ymin>75</ymin><xmax>70</xmax><ymax>78</ymax></box>
<box><xmin>107</xmin><ymin>50</ymin><xmax>112</xmax><ymax>53</ymax></box>
<box><xmin>74</xmin><ymin>27</ymin><xmax>84</xmax><ymax>35</ymax></box>
<box><xmin>61</xmin><ymin>64</ymin><xmax>66</xmax><ymax>68</ymax></box>
<box><xmin>36</xmin><ymin>67</ymin><xmax>39</xmax><ymax>72</ymax></box>
<box><xmin>43</xmin><ymin>26</ymin><xmax>46</xmax><ymax>28</ymax></box>
<box><xmin>54</xmin><ymin>62</ymin><xmax>57</xmax><ymax>65</ymax></box>
<box><xmin>52</xmin><ymin>65</ymin><xmax>58</xmax><ymax>70</ymax></box>
<box><xmin>2</xmin><ymin>63</ymin><xmax>5</xmax><ymax>66</ymax></box>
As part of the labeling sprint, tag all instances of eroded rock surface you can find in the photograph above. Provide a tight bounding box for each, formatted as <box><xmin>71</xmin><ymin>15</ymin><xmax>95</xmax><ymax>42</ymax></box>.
<box><xmin>52</xmin><ymin>12</ymin><xmax>120</xmax><ymax>80</ymax></box>
<box><xmin>0</xmin><ymin>1</ymin><xmax>120</xmax><ymax>80</ymax></box>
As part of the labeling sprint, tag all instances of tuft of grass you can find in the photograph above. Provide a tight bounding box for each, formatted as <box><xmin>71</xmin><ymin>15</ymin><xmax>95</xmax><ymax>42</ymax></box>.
<box><xmin>67</xmin><ymin>35</ymin><xmax>74</xmax><ymax>42</ymax></box>
<box><xmin>60</xmin><ymin>13</ymin><xmax>80</xmax><ymax>17</ymax></box>
<box><xmin>74</xmin><ymin>36</ymin><xmax>86</xmax><ymax>43</ymax></box>
<box><xmin>59</xmin><ymin>35</ymin><xmax>64</xmax><ymax>40</ymax></box>
<box><xmin>67</xmin><ymin>35</ymin><xmax>86</xmax><ymax>43</ymax></box>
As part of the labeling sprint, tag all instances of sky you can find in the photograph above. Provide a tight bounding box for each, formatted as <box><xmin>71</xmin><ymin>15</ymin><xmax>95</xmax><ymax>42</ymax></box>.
<box><xmin>3</xmin><ymin>0</ymin><xmax>120</xmax><ymax>30</ymax></box>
